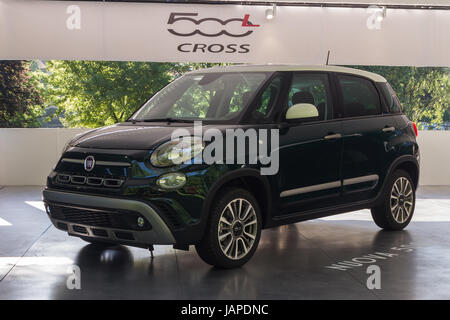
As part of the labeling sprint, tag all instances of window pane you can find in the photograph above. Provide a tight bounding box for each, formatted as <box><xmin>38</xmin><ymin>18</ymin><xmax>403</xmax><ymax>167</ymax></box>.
<box><xmin>250</xmin><ymin>75</ymin><xmax>282</xmax><ymax>122</ymax></box>
<box><xmin>168</xmin><ymin>83</ymin><xmax>213</xmax><ymax>118</ymax></box>
<box><xmin>387</xmin><ymin>83</ymin><xmax>403</xmax><ymax>113</ymax></box>
<box><xmin>338</xmin><ymin>75</ymin><xmax>381</xmax><ymax>117</ymax></box>
<box><xmin>287</xmin><ymin>73</ymin><xmax>332</xmax><ymax>121</ymax></box>
<box><xmin>132</xmin><ymin>72</ymin><xmax>269</xmax><ymax>121</ymax></box>
<box><xmin>379</xmin><ymin>83</ymin><xmax>393</xmax><ymax>112</ymax></box>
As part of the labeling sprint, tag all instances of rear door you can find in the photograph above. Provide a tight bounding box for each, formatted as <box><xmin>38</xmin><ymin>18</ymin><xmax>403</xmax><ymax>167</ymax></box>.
<box><xmin>336</xmin><ymin>74</ymin><xmax>398</xmax><ymax>202</ymax></box>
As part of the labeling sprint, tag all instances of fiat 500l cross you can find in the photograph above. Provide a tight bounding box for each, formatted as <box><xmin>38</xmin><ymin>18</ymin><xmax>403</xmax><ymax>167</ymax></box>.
<box><xmin>43</xmin><ymin>65</ymin><xmax>419</xmax><ymax>268</ymax></box>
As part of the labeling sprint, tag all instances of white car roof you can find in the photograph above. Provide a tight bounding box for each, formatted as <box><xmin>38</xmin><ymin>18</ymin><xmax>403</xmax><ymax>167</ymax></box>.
<box><xmin>188</xmin><ymin>64</ymin><xmax>387</xmax><ymax>83</ymax></box>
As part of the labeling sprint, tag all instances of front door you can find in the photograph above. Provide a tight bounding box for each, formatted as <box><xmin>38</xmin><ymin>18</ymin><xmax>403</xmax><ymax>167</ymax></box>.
<box><xmin>277</xmin><ymin>72</ymin><xmax>343</xmax><ymax>216</ymax></box>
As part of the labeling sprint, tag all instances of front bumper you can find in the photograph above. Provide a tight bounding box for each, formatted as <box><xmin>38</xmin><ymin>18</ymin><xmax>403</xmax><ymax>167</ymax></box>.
<box><xmin>43</xmin><ymin>189</ymin><xmax>176</xmax><ymax>246</ymax></box>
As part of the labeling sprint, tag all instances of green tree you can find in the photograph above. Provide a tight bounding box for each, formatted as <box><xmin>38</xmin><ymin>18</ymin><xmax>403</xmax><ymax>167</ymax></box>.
<box><xmin>43</xmin><ymin>61</ymin><xmax>225</xmax><ymax>128</ymax></box>
<box><xmin>0</xmin><ymin>61</ymin><xmax>44</xmax><ymax>127</ymax></box>
<box><xmin>353</xmin><ymin>66</ymin><xmax>450</xmax><ymax>128</ymax></box>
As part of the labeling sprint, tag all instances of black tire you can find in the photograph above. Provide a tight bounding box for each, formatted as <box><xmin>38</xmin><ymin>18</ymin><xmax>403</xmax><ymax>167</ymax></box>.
<box><xmin>195</xmin><ymin>188</ymin><xmax>262</xmax><ymax>269</ymax></box>
<box><xmin>371</xmin><ymin>169</ymin><xmax>415</xmax><ymax>230</ymax></box>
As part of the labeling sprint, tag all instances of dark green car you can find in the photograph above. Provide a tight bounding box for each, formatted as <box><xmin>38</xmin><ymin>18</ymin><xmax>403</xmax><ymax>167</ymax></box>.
<box><xmin>43</xmin><ymin>65</ymin><xmax>420</xmax><ymax>268</ymax></box>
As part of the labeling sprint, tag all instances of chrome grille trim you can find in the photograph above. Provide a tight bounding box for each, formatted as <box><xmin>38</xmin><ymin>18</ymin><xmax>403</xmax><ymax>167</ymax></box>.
<box><xmin>103</xmin><ymin>179</ymin><xmax>124</xmax><ymax>188</ymax></box>
<box><xmin>56</xmin><ymin>174</ymin><xmax>71</xmax><ymax>183</ymax></box>
<box><xmin>61</xmin><ymin>158</ymin><xmax>131</xmax><ymax>167</ymax></box>
<box><xmin>96</xmin><ymin>160</ymin><xmax>131</xmax><ymax>167</ymax></box>
<box><xmin>71</xmin><ymin>175</ymin><xmax>87</xmax><ymax>185</ymax></box>
<box><xmin>56</xmin><ymin>173</ymin><xmax>124</xmax><ymax>188</ymax></box>
<box><xmin>61</xmin><ymin>158</ymin><xmax>83</xmax><ymax>164</ymax></box>
<box><xmin>86</xmin><ymin>177</ymin><xmax>103</xmax><ymax>186</ymax></box>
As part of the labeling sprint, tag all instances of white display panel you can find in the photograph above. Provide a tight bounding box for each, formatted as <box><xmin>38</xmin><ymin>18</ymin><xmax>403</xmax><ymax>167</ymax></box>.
<box><xmin>224</xmin><ymin>0</ymin><xmax>450</xmax><ymax>6</ymax></box>
<box><xmin>0</xmin><ymin>0</ymin><xmax>449</xmax><ymax>66</ymax></box>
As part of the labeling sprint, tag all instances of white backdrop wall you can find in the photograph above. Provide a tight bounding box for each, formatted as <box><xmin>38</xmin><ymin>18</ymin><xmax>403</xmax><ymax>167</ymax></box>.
<box><xmin>0</xmin><ymin>128</ymin><xmax>87</xmax><ymax>186</ymax></box>
<box><xmin>0</xmin><ymin>129</ymin><xmax>448</xmax><ymax>186</ymax></box>
<box><xmin>416</xmin><ymin>131</ymin><xmax>450</xmax><ymax>186</ymax></box>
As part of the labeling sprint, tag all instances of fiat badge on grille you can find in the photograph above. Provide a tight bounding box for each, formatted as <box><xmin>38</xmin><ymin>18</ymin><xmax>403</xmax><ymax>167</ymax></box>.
<box><xmin>84</xmin><ymin>155</ymin><xmax>95</xmax><ymax>172</ymax></box>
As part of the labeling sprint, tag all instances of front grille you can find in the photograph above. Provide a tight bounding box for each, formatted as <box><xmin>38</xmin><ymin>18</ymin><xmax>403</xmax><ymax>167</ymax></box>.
<box><xmin>73</xmin><ymin>225</ymin><xmax>88</xmax><ymax>234</ymax></box>
<box><xmin>57</xmin><ymin>222</ymin><xmax>68</xmax><ymax>230</ymax></box>
<box><xmin>92</xmin><ymin>228</ymin><xmax>108</xmax><ymax>237</ymax></box>
<box><xmin>103</xmin><ymin>179</ymin><xmax>123</xmax><ymax>187</ymax></box>
<box><xmin>56</xmin><ymin>173</ymin><xmax>124</xmax><ymax>188</ymax></box>
<box><xmin>48</xmin><ymin>203</ymin><xmax>151</xmax><ymax>231</ymax></box>
<box><xmin>71</xmin><ymin>175</ymin><xmax>86</xmax><ymax>185</ymax></box>
<box><xmin>56</xmin><ymin>174</ymin><xmax>70</xmax><ymax>183</ymax></box>
<box><xmin>115</xmin><ymin>231</ymin><xmax>134</xmax><ymax>241</ymax></box>
<box><xmin>87</xmin><ymin>177</ymin><xmax>103</xmax><ymax>186</ymax></box>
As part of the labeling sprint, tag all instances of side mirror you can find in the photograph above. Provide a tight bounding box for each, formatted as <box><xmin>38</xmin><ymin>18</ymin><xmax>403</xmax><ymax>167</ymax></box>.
<box><xmin>286</xmin><ymin>103</ymin><xmax>319</xmax><ymax>121</ymax></box>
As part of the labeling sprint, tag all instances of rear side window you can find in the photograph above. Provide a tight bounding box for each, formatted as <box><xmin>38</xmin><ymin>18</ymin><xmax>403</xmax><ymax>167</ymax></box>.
<box><xmin>386</xmin><ymin>83</ymin><xmax>403</xmax><ymax>113</ymax></box>
<box><xmin>338</xmin><ymin>75</ymin><xmax>381</xmax><ymax>118</ymax></box>
<box><xmin>379</xmin><ymin>82</ymin><xmax>403</xmax><ymax>114</ymax></box>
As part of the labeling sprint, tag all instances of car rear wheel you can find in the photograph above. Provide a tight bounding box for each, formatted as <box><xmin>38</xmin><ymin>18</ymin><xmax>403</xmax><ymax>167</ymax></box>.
<box><xmin>371</xmin><ymin>169</ymin><xmax>415</xmax><ymax>230</ymax></box>
<box><xmin>195</xmin><ymin>188</ymin><xmax>262</xmax><ymax>268</ymax></box>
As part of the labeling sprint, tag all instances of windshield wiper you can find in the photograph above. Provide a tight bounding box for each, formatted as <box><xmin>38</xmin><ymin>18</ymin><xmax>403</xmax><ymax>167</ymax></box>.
<box><xmin>128</xmin><ymin>118</ymin><xmax>194</xmax><ymax>123</ymax></box>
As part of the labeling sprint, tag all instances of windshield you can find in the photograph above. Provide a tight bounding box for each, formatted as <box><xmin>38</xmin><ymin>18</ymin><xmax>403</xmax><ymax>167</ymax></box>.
<box><xmin>130</xmin><ymin>72</ymin><xmax>271</xmax><ymax>122</ymax></box>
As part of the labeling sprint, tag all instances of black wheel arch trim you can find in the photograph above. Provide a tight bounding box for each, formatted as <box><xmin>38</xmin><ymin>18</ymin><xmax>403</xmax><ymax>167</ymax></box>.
<box><xmin>201</xmin><ymin>168</ymin><xmax>273</xmax><ymax>229</ymax></box>
<box><xmin>373</xmin><ymin>154</ymin><xmax>419</xmax><ymax>206</ymax></box>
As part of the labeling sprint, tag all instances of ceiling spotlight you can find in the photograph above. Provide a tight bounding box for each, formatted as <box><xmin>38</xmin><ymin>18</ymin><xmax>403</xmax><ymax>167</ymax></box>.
<box><xmin>376</xmin><ymin>6</ymin><xmax>387</xmax><ymax>22</ymax></box>
<box><xmin>265</xmin><ymin>4</ymin><xmax>277</xmax><ymax>20</ymax></box>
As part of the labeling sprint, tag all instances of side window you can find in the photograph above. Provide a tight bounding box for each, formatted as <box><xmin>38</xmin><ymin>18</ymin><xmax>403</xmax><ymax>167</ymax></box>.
<box><xmin>250</xmin><ymin>75</ymin><xmax>282</xmax><ymax>121</ymax></box>
<box><xmin>338</xmin><ymin>75</ymin><xmax>381</xmax><ymax>117</ymax></box>
<box><xmin>379</xmin><ymin>82</ymin><xmax>402</xmax><ymax>114</ymax></box>
<box><xmin>387</xmin><ymin>83</ymin><xmax>402</xmax><ymax>113</ymax></box>
<box><xmin>287</xmin><ymin>73</ymin><xmax>333</xmax><ymax>121</ymax></box>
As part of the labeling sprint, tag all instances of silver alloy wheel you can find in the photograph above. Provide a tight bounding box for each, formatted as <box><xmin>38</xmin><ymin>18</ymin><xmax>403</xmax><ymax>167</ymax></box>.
<box><xmin>217</xmin><ymin>198</ymin><xmax>258</xmax><ymax>260</ymax></box>
<box><xmin>390</xmin><ymin>177</ymin><xmax>414</xmax><ymax>223</ymax></box>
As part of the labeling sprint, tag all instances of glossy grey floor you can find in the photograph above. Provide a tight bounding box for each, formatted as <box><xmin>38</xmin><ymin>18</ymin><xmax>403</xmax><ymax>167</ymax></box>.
<box><xmin>0</xmin><ymin>186</ymin><xmax>449</xmax><ymax>299</ymax></box>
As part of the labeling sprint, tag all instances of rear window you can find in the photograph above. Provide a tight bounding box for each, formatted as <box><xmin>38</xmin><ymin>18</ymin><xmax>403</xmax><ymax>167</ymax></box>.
<box><xmin>338</xmin><ymin>75</ymin><xmax>381</xmax><ymax>118</ymax></box>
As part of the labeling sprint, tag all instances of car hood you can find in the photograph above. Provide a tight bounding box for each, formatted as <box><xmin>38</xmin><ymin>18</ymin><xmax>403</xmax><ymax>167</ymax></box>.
<box><xmin>70</xmin><ymin>123</ymin><xmax>241</xmax><ymax>150</ymax></box>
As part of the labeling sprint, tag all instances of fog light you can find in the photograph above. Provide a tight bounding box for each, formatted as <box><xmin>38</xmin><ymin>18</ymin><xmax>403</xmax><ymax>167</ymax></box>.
<box><xmin>45</xmin><ymin>205</ymin><xmax>51</xmax><ymax>214</ymax></box>
<box><xmin>137</xmin><ymin>217</ymin><xmax>145</xmax><ymax>228</ymax></box>
<box><xmin>156</xmin><ymin>172</ymin><xmax>187</xmax><ymax>190</ymax></box>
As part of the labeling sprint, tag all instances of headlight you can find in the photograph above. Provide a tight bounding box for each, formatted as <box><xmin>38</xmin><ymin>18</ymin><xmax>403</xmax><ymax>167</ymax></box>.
<box><xmin>150</xmin><ymin>136</ymin><xmax>204</xmax><ymax>167</ymax></box>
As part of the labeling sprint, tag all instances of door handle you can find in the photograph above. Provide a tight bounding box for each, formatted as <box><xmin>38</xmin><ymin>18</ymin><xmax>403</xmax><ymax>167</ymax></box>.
<box><xmin>382</xmin><ymin>126</ymin><xmax>395</xmax><ymax>132</ymax></box>
<box><xmin>324</xmin><ymin>133</ymin><xmax>342</xmax><ymax>140</ymax></box>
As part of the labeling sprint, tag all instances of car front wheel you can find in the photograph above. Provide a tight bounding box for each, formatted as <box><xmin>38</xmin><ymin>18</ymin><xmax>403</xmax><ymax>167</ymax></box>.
<box><xmin>371</xmin><ymin>169</ymin><xmax>415</xmax><ymax>230</ymax></box>
<box><xmin>195</xmin><ymin>188</ymin><xmax>262</xmax><ymax>268</ymax></box>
